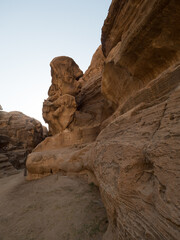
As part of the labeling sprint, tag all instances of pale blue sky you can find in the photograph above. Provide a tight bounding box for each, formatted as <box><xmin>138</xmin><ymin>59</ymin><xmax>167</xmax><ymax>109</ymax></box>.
<box><xmin>0</xmin><ymin>0</ymin><xmax>111</xmax><ymax>125</ymax></box>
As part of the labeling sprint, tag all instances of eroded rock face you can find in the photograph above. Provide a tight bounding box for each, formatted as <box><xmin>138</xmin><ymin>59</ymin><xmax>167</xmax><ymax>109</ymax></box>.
<box><xmin>49</xmin><ymin>56</ymin><xmax>83</xmax><ymax>96</ymax></box>
<box><xmin>101</xmin><ymin>0</ymin><xmax>180</xmax><ymax>106</ymax></box>
<box><xmin>81</xmin><ymin>45</ymin><xmax>105</xmax><ymax>82</ymax></box>
<box><xmin>43</xmin><ymin>94</ymin><xmax>77</xmax><ymax>135</ymax></box>
<box><xmin>96</xmin><ymin>1</ymin><xmax>180</xmax><ymax>239</ymax></box>
<box><xmin>94</xmin><ymin>65</ymin><xmax>180</xmax><ymax>240</ymax></box>
<box><xmin>0</xmin><ymin>111</ymin><xmax>44</xmax><ymax>174</ymax></box>
<box><xmin>27</xmin><ymin>1</ymin><xmax>180</xmax><ymax>239</ymax></box>
<box><xmin>27</xmin><ymin>46</ymin><xmax>114</xmax><ymax>179</ymax></box>
<box><xmin>43</xmin><ymin>57</ymin><xmax>83</xmax><ymax>135</ymax></box>
<box><xmin>42</xmin><ymin>46</ymin><xmax>114</xmax><ymax>137</ymax></box>
<box><xmin>72</xmin><ymin>46</ymin><xmax>114</xmax><ymax>130</ymax></box>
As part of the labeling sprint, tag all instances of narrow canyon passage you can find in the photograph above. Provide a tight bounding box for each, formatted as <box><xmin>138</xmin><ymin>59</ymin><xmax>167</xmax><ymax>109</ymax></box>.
<box><xmin>0</xmin><ymin>172</ymin><xmax>107</xmax><ymax>240</ymax></box>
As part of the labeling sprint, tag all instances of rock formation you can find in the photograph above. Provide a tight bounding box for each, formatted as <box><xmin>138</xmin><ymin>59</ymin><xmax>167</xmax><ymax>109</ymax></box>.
<box><xmin>43</xmin><ymin>57</ymin><xmax>83</xmax><ymax>135</ymax></box>
<box><xmin>27</xmin><ymin>0</ymin><xmax>180</xmax><ymax>239</ymax></box>
<box><xmin>0</xmin><ymin>111</ymin><xmax>45</xmax><ymax>177</ymax></box>
<box><xmin>26</xmin><ymin>46</ymin><xmax>114</xmax><ymax>180</ymax></box>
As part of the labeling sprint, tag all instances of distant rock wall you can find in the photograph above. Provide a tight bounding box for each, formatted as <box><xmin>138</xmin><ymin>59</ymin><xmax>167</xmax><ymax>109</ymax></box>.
<box><xmin>0</xmin><ymin>111</ymin><xmax>45</xmax><ymax>176</ymax></box>
<box><xmin>27</xmin><ymin>1</ymin><xmax>180</xmax><ymax>239</ymax></box>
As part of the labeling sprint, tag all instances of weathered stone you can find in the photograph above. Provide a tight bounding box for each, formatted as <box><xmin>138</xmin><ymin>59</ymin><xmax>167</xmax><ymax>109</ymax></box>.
<box><xmin>0</xmin><ymin>153</ymin><xmax>20</xmax><ymax>178</ymax></box>
<box><xmin>49</xmin><ymin>56</ymin><xmax>83</xmax><ymax>96</ymax></box>
<box><xmin>43</xmin><ymin>94</ymin><xmax>77</xmax><ymax>135</ymax></box>
<box><xmin>42</xmin><ymin>46</ymin><xmax>114</xmax><ymax>137</ymax></box>
<box><xmin>101</xmin><ymin>0</ymin><xmax>180</xmax><ymax>106</ymax></box>
<box><xmin>27</xmin><ymin>46</ymin><xmax>113</xmax><ymax>179</ymax></box>
<box><xmin>27</xmin><ymin>1</ymin><xmax>180</xmax><ymax>239</ymax></box>
<box><xmin>73</xmin><ymin>45</ymin><xmax>114</xmax><ymax>129</ymax></box>
<box><xmin>43</xmin><ymin>56</ymin><xmax>83</xmax><ymax>135</ymax></box>
<box><xmin>81</xmin><ymin>45</ymin><xmax>105</xmax><ymax>82</ymax></box>
<box><xmin>0</xmin><ymin>111</ymin><xmax>45</xmax><ymax>172</ymax></box>
<box><xmin>98</xmin><ymin>1</ymin><xmax>180</xmax><ymax>239</ymax></box>
<box><xmin>94</xmin><ymin>66</ymin><xmax>180</xmax><ymax>240</ymax></box>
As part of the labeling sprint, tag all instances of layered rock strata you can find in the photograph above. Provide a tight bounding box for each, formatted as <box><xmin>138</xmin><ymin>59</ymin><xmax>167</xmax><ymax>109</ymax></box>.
<box><xmin>101</xmin><ymin>0</ymin><xmax>180</xmax><ymax>107</ymax></box>
<box><xmin>27</xmin><ymin>1</ymin><xmax>180</xmax><ymax>239</ymax></box>
<box><xmin>0</xmin><ymin>111</ymin><xmax>45</xmax><ymax>176</ymax></box>
<box><xmin>94</xmin><ymin>65</ymin><xmax>180</xmax><ymax>240</ymax></box>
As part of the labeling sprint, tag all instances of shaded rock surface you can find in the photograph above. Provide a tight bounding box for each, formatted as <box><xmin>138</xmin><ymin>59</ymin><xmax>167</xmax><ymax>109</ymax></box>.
<box><xmin>0</xmin><ymin>172</ymin><xmax>107</xmax><ymax>240</ymax></box>
<box><xmin>27</xmin><ymin>1</ymin><xmax>180</xmax><ymax>240</ymax></box>
<box><xmin>74</xmin><ymin>46</ymin><xmax>114</xmax><ymax>130</ymax></box>
<box><xmin>0</xmin><ymin>111</ymin><xmax>45</xmax><ymax>176</ymax></box>
<box><xmin>81</xmin><ymin>45</ymin><xmax>105</xmax><ymax>82</ymax></box>
<box><xmin>0</xmin><ymin>154</ymin><xmax>21</xmax><ymax>178</ymax></box>
<box><xmin>101</xmin><ymin>0</ymin><xmax>180</xmax><ymax>106</ymax></box>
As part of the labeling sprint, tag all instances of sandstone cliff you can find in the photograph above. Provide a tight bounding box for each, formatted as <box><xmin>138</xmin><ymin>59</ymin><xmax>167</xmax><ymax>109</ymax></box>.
<box><xmin>0</xmin><ymin>111</ymin><xmax>45</xmax><ymax>177</ymax></box>
<box><xmin>26</xmin><ymin>46</ymin><xmax>114</xmax><ymax>180</ymax></box>
<box><xmin>27</xmin><ymin>0</ymin><xmax>180</xmax><ymax>239</ymax></box>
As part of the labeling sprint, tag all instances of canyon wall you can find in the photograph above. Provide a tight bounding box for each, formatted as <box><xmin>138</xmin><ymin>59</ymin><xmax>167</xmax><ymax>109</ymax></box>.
<box><xmin>26</xmin><ymin>46</ymin><xmax>114</xmax><ymax>180</ymax></box>
<box><xmin>27</xmin><ymin>0</ymin><xmax>180</xmax><ymax>239</ymax></box>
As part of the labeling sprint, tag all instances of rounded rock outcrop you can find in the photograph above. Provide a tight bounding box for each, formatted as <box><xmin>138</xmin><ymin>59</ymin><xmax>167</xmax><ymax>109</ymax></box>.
<box><xmin>43</xmin><ymin>56</ymin><xmax>83</xmax><ymax>135</ymax></box>
<box><xmin>0</xmin><ymin>111</ymin><xmax>45</xmax><ymax>176</ymax></box>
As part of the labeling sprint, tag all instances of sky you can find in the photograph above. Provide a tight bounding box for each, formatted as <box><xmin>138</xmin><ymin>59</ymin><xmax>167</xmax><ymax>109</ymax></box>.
<box><xmin>0</xmin><ymin>0</ymin><xmax>111</xmax><ymax>125</ymax></box>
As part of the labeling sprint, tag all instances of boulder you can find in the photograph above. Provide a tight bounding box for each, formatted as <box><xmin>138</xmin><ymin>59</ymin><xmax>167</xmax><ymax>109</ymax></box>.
<box><xmin>0</xmin><ymin>111</ymin><xmax>45</xmax><ymax>174</ymax></box>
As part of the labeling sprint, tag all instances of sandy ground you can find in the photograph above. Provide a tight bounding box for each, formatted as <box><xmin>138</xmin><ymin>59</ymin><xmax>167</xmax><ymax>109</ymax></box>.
<box><xmin>0</xmin><ymin>172</ymin><xmax>108</xmax><ymax>240</ymax></box>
